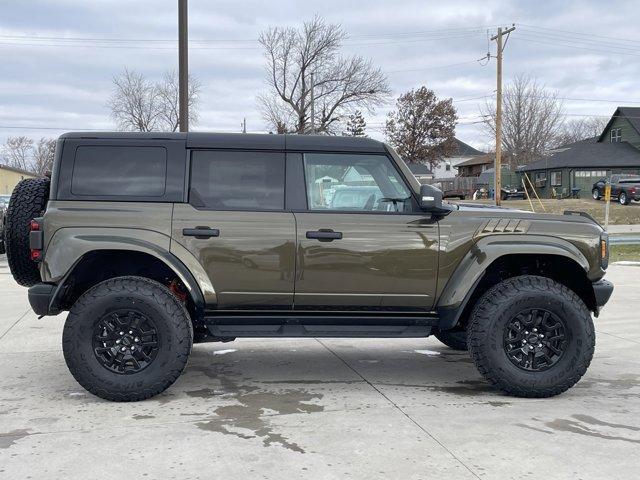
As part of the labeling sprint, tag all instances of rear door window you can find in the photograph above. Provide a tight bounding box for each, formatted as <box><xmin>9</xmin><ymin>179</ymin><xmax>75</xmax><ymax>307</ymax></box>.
<box><xmin>71</xmin><ymin>146</ymin><xmax>167</xmax><ymax>196</ymax></box>
<box><xmin>189</xmin><ymin>150</ymin><xmax>285</xmax><ymax>211</ymax></box>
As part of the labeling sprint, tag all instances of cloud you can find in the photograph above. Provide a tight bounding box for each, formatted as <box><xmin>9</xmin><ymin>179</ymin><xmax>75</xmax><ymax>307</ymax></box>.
<box><xmin>0</xmin><ymin>0</ymin><xmax>639</xmax><ymax>147</ymax></box>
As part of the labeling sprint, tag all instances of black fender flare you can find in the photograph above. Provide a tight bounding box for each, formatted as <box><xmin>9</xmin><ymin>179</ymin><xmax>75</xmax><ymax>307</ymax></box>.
<box><xmin>436</xmin><ymin>235</ymin><xmax>590</xmax><ymax>330</ymax></box>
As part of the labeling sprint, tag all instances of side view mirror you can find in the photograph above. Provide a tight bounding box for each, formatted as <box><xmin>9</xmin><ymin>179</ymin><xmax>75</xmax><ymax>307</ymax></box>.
<box><xmin>420</xmin><ymin>184</ymin><xmax>449</xmax><ymax>215</ymax></box>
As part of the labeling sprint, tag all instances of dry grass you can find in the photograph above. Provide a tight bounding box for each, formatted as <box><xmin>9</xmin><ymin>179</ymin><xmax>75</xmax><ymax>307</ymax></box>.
<box><xmin>610</xmin><ymin>244</ymin><xmax>640</xmax><ymax>262</ymax></box>
<box><xmin>453</xmin><ymin>198</ymin><xmax>640</xmax><ymax>225</ymax></box>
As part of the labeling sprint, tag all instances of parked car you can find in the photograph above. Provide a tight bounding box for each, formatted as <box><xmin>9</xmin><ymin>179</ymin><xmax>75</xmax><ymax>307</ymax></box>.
<box><xmin>3</xmin><ymin>132</ymin><xmax>612</xmax><ymax>401</ymax></box>
<box><xmin>592</xmin><ymin>175</ymin><xmax>640</xmax><ymax>205</ymax></box>
<box><xmin>0</xmin><ymin>194</ymin><xmax>10</xmax><ymax>254</ymax></box>
<box><xmin>500</xmin><ymin>186</ymin><xmax>525</xmax><ymax>201</ymax></box>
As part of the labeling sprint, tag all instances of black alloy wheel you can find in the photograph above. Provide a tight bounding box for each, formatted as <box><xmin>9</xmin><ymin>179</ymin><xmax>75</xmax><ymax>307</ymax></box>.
<box><xmin>503</xmin><ymin>308</ymin><xmax>567</xmax><ymax>372</ymax></box>
<box><xmin>93</xmin><ymin>309</ymin><xmax>160</xmax><ymax>374</ymax></box>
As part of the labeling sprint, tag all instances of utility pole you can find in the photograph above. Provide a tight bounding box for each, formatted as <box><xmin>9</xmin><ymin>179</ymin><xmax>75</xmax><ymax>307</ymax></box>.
<box><xmin>490</xmin><ymin>24</ymin><xmax>515</xmax><ymax>206</ymax></box>
<box><xmin>309</xmin><ymin>72</ymin><xmax>315</xmax><ymax>134</ymax></box>
<box><xmin>178</xmin><ymin>0</ymin><xmax>189</xmax><ymax>132</ymax></box>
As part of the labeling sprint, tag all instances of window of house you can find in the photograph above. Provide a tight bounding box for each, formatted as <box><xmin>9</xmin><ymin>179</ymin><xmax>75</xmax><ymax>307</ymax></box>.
<box><xmin>610</xmin><ymin>128</ymin><xmax>622</xmax><ymax>143</ymax></box>
<box><xmin>534</xmin><ymin>172</ymin><xmax>547</xmax><ymax>188</ymax></box>
<box><xmin>550</xmin><ymin>170</ymin><xmax>562</xmax><ymax>187</ymax></box>
<box><xmin>189</xmin><ymin>150</ymin><xmax>285</xmax><ymax>211</ymax></box>
<box><xmin>445</xmin><ymin>162</ymin><xmax>451</xmax><ymax>171</ymax></box>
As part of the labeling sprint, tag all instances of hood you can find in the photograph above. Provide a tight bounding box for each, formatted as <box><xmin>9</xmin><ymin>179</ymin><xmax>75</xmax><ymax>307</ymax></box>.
<box><xmin>451</xmin><ymin>202</ymin><xmax>601</xmax><ymax>227</ymax></box>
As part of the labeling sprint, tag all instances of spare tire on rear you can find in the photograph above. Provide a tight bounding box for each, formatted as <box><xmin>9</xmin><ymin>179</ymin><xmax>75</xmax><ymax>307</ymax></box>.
<box><xmin>5</xmin><ymin>178</ymin><xmax>50</xmax><ymax>287</ymax></box>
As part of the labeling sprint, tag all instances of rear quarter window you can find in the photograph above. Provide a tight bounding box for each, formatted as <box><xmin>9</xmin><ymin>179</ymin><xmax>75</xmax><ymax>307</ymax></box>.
<box><xmin>71</xmin><ymin>146</ymin><xmax>167</xmax><ymax>197</ymax></box>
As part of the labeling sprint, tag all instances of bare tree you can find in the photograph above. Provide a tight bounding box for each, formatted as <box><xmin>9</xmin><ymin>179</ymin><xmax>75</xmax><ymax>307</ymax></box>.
<box><xmin>156</xmin><ymin>70</ymin><xmax>201</xmax><ymax>132</ymax></box>
<box><xmin>107</xmin><ymin>68</ymin><xmax>201</xmax><ymax>132</ymax></box>
<box><xmin>385</xmin><ymin>87</ymin><xmax>457</xmax><ymax>170</ymax></box>
<box><xmin>481</xmin><ymin>74</ymin><xmax>564</xmax><ymax>166</ymax></box>
<box><xmin>554</xmin><ymin>116</ymin><xmax>609</xmax><ymax>146</ymax></box>
<box><xmin>1</xmin><ymin>136</ymin><xmax>34</xmax><ymax>171</ymax></box>
<box><xmin>32</xmin><ymin>138</ymin><xmax>57</xmax><ymax>176</ymax></box>
<box><xmin>258</xmin><ymin>16</ymin><xmax>390</xmax><ymax>134</ymax></box>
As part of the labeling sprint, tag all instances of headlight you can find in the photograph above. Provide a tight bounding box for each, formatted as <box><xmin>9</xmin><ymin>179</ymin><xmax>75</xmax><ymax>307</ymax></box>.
<box><xmin>600</xmin><ymin>232</ymin><xmax>609</xmax><ymax>269</ymax></box>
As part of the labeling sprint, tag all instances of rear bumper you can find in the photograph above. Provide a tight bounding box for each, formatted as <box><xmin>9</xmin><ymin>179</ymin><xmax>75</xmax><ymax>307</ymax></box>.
<box><xmin>28</xmin><ymin>283</ymin><xmax>56</xmax><ymax>316</ymax></box>
<box><xmin>593</xmin><ymin>278</ymin><xmax>614</xmax><ymax>309</ymax></box>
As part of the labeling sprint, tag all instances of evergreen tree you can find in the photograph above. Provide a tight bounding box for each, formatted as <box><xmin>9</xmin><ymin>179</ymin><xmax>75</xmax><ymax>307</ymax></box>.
<box><xmin>344</xmin><ymin>110</ymin><xmax>367</xmax><ymax>137</ymax></box>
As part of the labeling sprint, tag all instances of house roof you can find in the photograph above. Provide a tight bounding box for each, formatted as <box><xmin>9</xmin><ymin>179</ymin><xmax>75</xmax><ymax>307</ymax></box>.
<box><xmin>455</xmin><ymin>153</ymin><xmax>494</xmax><ymax>168</ymax></box>
<box><xmin>0</xmin><ymin>164</ymin><xmax>36</xmax><ymax>176</ymax></box>
<box><xmin>453</xmin><ymin>138</ymin><xmax>484</xmax><ymax>157</ymax></box>
<box><xmin>407</xmin><ymin>163</ymin><xmax>433</xmax><ymax>175</ymax></box>
<box><xmin>519</xmin><ymin>137</ymin><xmax>640</xmax><ymax>172</ymax></box>
<box><xmin>597</xmin><ymin>107</ymin><xmax>640</xmax><ymax>142</ymax></box>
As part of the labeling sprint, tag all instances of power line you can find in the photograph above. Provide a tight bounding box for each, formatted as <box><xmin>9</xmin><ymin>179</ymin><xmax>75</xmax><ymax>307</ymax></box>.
<box><xmin>516</xmin><ymin>24</ymin><xmax>640</xmax><ymax>46</ymax></box>
<box><xmin>387</xmin><ymin>59</ymin><xmax>481</xmax><ymax>73</ymax></box>
<box><xmin>516</xmin><ymin>36</ymin><xmax>640</xmax><ymax>57</ymax></box>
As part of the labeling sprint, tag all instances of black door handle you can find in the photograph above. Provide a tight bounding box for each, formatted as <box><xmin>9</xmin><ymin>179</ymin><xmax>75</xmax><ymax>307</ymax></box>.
<box><xmin>183</xmin><ymin>227</ymin><xmax>220</xmax><ymax>239</ymax></box>
<box><xmin>306</xmin><ymin>229</ymin><xmax>343</xmax><ymax>241</ymax></box>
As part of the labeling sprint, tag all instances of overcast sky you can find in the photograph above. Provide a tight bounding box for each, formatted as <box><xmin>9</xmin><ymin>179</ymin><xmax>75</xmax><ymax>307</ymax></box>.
<box><xmin>1</xmin><ymin>0</ymin><xmax>639</xmax><ymax>150</ymax></box>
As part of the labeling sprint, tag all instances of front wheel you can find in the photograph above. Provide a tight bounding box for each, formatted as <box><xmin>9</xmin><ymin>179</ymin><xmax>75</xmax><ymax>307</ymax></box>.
<box><xmin>63</xmin><ymin>276</ymin><xmax>193</xmax><ymax>401</ymax></box>
<box><xmin>468</xmin><ymin>275</ymin><xmax>595</xmax><ymax>398</ymax></box>
<box><xmin>592</xmin><ymin>188</ymin><xmax>601</xmax><ymax>200</ymax></box>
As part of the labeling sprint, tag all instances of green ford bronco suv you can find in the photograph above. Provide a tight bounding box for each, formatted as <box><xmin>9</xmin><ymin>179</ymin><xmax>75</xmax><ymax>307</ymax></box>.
<box><xmin>3</xmin><ymin>132</ymin><xmax>613</xmax><ymax>401</ymax></box>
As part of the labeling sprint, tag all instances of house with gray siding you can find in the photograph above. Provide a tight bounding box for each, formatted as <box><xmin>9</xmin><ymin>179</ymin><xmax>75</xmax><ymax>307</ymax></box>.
<box><xmin>518</xmin><ymin>107</ymin><xmax>640</xmax><ymax>198</ymax></box>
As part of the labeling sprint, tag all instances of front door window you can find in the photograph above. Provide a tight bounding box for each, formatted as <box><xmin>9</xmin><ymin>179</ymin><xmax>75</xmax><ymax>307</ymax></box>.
<box><xmin>303</xmin><ymin>153</ymin><xmax>413</xmax><ymax>213</ymax></box>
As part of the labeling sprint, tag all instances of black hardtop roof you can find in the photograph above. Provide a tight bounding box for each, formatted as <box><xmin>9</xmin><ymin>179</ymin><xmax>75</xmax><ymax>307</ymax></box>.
<box><xmin>60</xmin><ymin>131</ymin><xmax>387</xmax><ymax>153</ymax></box>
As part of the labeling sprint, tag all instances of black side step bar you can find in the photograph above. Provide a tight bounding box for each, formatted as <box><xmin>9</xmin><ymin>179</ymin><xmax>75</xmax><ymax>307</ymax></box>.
<box><xmin>202</xmin><ymin>313</ymin><xmax>439</xmax><ymax>338</ymax></box>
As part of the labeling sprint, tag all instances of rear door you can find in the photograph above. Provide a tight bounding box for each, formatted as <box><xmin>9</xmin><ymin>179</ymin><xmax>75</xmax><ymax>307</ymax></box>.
<box><xmin>172</xmin><ymin>150</ymin><xmax>296</xmax><ymax>310</ymax></box>
<box><xmin>293</xmin><ymin>152</ymin><xmax>439</xmax><ymax>310</ymax></box>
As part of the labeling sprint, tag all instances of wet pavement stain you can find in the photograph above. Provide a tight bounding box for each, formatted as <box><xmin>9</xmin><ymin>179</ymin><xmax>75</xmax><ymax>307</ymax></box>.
<box><xmin>187</xmin><ymin>363</ymin><xmax>324</xmax><ymax>453</ymax></box>
<box><xmin>132</xmin><ymin>414</ymin><xmax>155</xmax><ymax>420</ymax></box>
<box><xmin>196</xmin><ymin>389</ymin><xmax>324</xmax><ymax>453</ymax></box>
<box><xmin>380</xmin><ymin>379</ymin><xmax>496</xmax><ymax>396</ymax></box>
<box><xmin>570</xmin><ymin>414</ymin><xmax>640</xmax><ymax>432</ymax></box>
<box><xmin>0</xmin><ymin>429</ymin><xmax>30</xmax><ymax>449</ymax></box>
<box><xmin>577</xmin><ymin>374</ymin><xmax>640</xmax><ymax>392</ymax></box>
<box><xmin>185</xmin><ymin>388</ymin><xmax>228</xmax><ymax>398</ymax></box>
<box><xmin>517</xmin><ymin>414</ymin><xmax>640</xmax><ymax>444</ymax></box>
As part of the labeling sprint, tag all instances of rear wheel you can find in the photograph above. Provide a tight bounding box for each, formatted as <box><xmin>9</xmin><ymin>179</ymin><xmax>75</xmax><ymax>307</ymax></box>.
<box><xmin>63</xmin><ymin>276</ymin><xmax>193</xmax><ymax>401</ymax></box>
<box><xmin>619</xmin><ymin>192</ymin><xmax>630</xmax><ymax>205</ymax></box>
<box><xmin>468</xmin><ymin>275</ymin><xmax>595</xmax><ymax>398</ymax></box>
<box><xmin>434</xmin><ymin>329</ymin><xmax>468</xmax><ymax>350</ymax></box>
<box><xmin>592</xmin><ymin>188</ymin><xmax>601</xmax><ymax>200</ymax></box>
<box><xmin>5</xmin><ymin>178</ymin><xmax>50</xmax><ymax>286</ymax></box>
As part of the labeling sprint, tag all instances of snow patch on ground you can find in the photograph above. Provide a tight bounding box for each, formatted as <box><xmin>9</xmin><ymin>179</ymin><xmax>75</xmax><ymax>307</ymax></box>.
<box><xmin>212</xmin><ymin>349</ymin><xmax>237</xmax><ymax>355</ymax></box>
<box><xmin>413</xmin><ymin>349</ymin><xmax>441</xmax><ymax>356</ymax></box>
<box><xmin>612</xmin><ymin>261</ymin><xmax>640</xmax><ymax>266</ymax></box>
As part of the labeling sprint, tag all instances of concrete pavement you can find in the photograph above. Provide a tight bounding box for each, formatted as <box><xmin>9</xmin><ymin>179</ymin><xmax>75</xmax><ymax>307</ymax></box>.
<box><xmin>0</xmin><ymin>253</ymin><xmax>639</xmax><ymax>479</ymax></box>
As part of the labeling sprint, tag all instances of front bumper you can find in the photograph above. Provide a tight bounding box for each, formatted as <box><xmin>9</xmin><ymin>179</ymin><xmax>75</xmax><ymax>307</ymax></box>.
<box><xmin>593</xmin><ymin>278</ymin><xmax>614</xmax><ymax>310</ymax></box>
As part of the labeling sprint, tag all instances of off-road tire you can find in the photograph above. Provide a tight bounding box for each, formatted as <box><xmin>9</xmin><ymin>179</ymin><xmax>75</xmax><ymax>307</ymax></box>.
<box><xmin>434</xmin><ymin>330</ymin><xmax>468</xmax><ymax>350</ymax></box>
<box><xmin>592</xmin><ymin>188</ymin><xmax>601</xmax><ymax>200</ymax></box>
<box><xmin>63</xmin><ymin>276</ymin><xmax>193</xmax><ymax>401</ymax></box>
<box><xmin>468</xmin><ymin>275</ymin><xmax>595</xmax><ymax>398</ymax></box>
<box><xmin>5</xmin><ymin>178</ymin><xmax>50</xmax><ymax>286</ymax></box>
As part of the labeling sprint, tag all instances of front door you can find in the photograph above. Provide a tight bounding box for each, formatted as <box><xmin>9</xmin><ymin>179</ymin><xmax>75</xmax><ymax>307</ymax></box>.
<box><xmin>172</xmin><ymin>150</ymin><xmax>296</xmax><ymax>310</ymax></box>
<box><xmin>294</xmin><ymin>152</ymin><xmax>439</xmax><ymax>310</ymax></box>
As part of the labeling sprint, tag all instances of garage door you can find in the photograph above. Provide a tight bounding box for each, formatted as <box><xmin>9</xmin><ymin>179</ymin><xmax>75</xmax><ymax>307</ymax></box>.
<box><xmin>573</xmin><ymin>170</ymin><xmax>607</xmax><ymax>194</ymax></box>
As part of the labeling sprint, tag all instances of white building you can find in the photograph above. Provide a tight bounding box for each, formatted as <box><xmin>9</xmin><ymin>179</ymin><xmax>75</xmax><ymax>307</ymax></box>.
<box><xmin>431</xmin><ymin>138</ymin><xmax>485</xmax><ymax>179</ymax></box>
